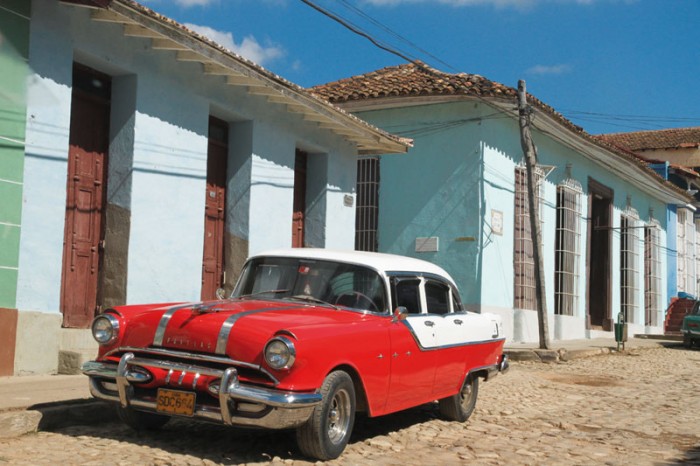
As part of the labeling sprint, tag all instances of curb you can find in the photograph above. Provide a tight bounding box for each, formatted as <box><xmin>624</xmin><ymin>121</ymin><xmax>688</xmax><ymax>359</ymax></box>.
<box><xmin>505</xmin><ymin>343</ymin><xmax>661</xmax><ymax>363</ymax></box>
<box><xmin>0</xmin><ymin>400</ymin><xmax>117</xmax><ymax>439</ymax></box>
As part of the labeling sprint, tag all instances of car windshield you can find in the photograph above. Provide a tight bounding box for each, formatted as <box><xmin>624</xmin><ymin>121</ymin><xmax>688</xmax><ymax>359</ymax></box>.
<box><xmin>232</xmin><ymin>257</ymin><xmax>388</xmax><ymax>313</ymax></box>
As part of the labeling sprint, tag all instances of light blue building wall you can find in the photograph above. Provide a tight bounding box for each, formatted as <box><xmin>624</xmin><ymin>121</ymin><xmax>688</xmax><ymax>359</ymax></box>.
<box><xmin>12</xmin><ymin>0</ymin><xmax>377</xmax><ymax>374</ymax></box>
<box><xmin>354</xmin><ymin>99</ymin><xmax>674</xmax><ymax>343</ymax></box>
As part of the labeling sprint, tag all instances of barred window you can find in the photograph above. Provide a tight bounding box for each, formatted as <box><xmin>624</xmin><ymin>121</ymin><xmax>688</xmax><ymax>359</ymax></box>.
<box><xmin>620</xmin><ymin>207</ymin><xmax>640</xmax><ymax>323</ymax></box>
<box><xmin>514</xmin><ymin>165</ymin><xmax>544</xmax><ymax>311</ymax></box>
<box><xmin>644</xmin><ymin>220</ymin><xmax>661</xmax><ymax>326</ymax></box>
<box><xmin>355</xmin><ymin>157</ymin><xmax>380</xmax><ymax>252</ymax></box>
<box><xmin>696</xmin><ymin>218</ymin><xmax>700</xmax><ymax>295</ymax></box>
<box><xmin>554</xmin><ymin>180</ymin><xmax>582</xmax><ymax>316</ymax></box>
<box><xmin>677</xmin><ymin>208</ymin><xmax>696</xmax><ymax>296</ymax></box>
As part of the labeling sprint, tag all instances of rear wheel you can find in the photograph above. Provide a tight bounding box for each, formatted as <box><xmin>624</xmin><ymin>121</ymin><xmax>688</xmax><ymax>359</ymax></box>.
<box><xmin>117</xmin><ymin>406</ymin><xmax>170</xmax><ymax>431</ymax></box>
<box><xmin>296</xmin><ymin>370</ymin><xmax>356</xmax><ymax>460</ymax></box>
<box><xmin>683</xmin><ymin>333</ymin><xmax>693</xmax><ymax>349</ymax></box>
<box><xmin>438</xmin><ymin>375</ymin><xmax>479</xmax><ymax>422</ymax></box>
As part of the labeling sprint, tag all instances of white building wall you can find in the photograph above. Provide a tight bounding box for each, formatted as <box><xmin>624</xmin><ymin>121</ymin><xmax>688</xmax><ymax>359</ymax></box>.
<box><xmin>14</xmin><ymin>0</ymin><xmax>363</xmax><ymax>373</ymax></box>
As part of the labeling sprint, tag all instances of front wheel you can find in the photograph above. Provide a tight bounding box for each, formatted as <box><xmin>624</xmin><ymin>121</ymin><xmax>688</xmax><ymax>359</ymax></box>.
<box><xmin>117</xmin><ymin>406</ymin><xmax>170</xmax><ymax>431</ymax></box>
<box><xmin>296</xmin><ymin>370</ymin><xmax>356</xmax><ymax>460</ymax></box>
<box><xmin>438</xmin><ymin>375</ymin><xmax>479</xmax><ymax>422</ymax></box>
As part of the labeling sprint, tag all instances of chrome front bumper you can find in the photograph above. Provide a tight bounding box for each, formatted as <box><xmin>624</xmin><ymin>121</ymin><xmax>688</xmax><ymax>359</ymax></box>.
<box><xmin>82</xmin><ymin>352</ymin><xmax>321</xmax><ymax>429</ymax></box>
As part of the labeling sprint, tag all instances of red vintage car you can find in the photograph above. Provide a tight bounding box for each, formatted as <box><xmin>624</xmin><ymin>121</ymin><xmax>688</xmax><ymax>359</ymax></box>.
<box><xmin>82</xmin><ymin>249</ymin><xmax>508</xmax><ymax>460</ymax></box>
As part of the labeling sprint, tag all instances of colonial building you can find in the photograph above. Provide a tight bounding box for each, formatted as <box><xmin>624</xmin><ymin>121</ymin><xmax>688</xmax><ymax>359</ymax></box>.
<box><xmin>599</xmin><ymin>127</ymin><xmax>700</xmax><ymax>309</ymax></box>
<box><xmin>0</xmin><ymin>0</ymin><xmax>408</xmax><ymax>375</ymax></box>
<box><xmin>312</xmin><ymin>62</ymin><xmax>692</xmax><ymax>343</ymax></box>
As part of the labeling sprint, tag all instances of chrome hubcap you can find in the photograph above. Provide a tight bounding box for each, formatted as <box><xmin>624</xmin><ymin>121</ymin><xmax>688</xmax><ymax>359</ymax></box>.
<box><xmin>460</xmin><ymin>382</ymin><xmax>473</xmax><ymax>407</ymax></box>
<box><xmin>327</xmin><ymin>388</ymin><xmax>351</xmax><ymax>445</ymax></box>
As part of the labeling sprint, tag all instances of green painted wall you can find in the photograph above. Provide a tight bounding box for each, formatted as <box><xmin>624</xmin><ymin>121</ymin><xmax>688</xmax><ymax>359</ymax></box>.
<box><xmin>0</xmin><ymin>0</ymin><xmax>30</xmax><ymax>308</ymax></box>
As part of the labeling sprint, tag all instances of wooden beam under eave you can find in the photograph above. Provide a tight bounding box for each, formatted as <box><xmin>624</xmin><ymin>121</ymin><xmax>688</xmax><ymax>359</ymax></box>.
<box><xmin>226</xmin><ymin>75</ymin><xmax>259</xmax><ymax>86</ymax></box>
<box><xmin>304</xmin><ymin>114</ymin><xmax>334</xmax><ymax>123</ymax></box>
<box><xmin>267</xmin><ymin>95</ymin><xmax>296</xmax><ymax>104</ymax></box>
<box><xmin>247</xmin><ymin>86</ymin><xmax>278</xmax><ymax>96</ymax></box>
<box><xmin>176</xmin><ymin>50</ymin><xmax>209</xmax><ymax>62</ymax></box>
<box><xmin>285</xmin><ymin>104</ymin><xmax>308</xmax><ymax>113</ymax></box>
<box><xmin>124</xmin><ymin>24</ymin><xmax>163</xmax><ymax>38</ymax></box>
<box><xmin>203</xmin><ymin>63</ymin><xmax>234</xmax><ymax>76</ymax></box>
<box><xmin>151</xmin><ymin>38</ymin><xmax>188</xmax><ymax>50</ymax></box>
<box><xmin>90</xmin><ymin>10</ymin><xmax>134</xmax><ymax>23</ymax></box>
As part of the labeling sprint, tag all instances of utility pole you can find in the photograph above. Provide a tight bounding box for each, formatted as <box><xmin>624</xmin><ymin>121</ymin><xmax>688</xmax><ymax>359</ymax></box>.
<box><xmin>517</xmin><ymin>80</ymin><xmax>550</xmax><ymax>350</ymax></box>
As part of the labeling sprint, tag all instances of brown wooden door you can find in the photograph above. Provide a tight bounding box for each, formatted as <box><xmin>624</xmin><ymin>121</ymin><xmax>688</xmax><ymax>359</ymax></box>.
<box><xmin>587</xmin><ymin>179</ymin><xmax>613</xmax><ymax>330</ymax></box>
<box><xmin>201</xmin><ymin>117</ymin><xmax>228</xmax><ymax>300</ymax></box>
<box><xmin>61</xmin><ymin>64</ymin><xmax>111</xmax><ymax>328</ymax></box>
<box><xmin>292</xmin><ymin>150</ymin><xmax>307</xmax><ymax>248</ymax></box>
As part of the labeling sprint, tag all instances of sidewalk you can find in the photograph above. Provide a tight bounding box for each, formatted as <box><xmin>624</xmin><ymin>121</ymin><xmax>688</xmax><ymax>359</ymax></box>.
<box><xmin>0</xmin><ymin>336</ymin><xmax>682</xmax><ymax>439</ymax></box>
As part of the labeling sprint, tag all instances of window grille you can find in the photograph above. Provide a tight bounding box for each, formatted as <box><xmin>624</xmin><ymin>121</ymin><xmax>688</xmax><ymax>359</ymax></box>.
<box><xmin>644</xmin><ymin>220</ymin><xmax>661</xmax><ymax>326</ymax></box>
<box><xmin>696</xmin><ymin>218</ymin><xmax>700</xmax><ymax>295</ymax></box>
<box><xmin>554</xmin><ymin>179</ymin><xmax>582</xmax><ymax>316</ymax></box>
<box><xmin>620</xmin><ymin>207</ymin><xmax>639</xmax><ymax>323</ymax></box>
<box><xmin>514</xmin><ymin>165</ymin><xmax>543</xmax><ymax>311</ymax></box>
<box><xmin>677</xmin><ymin>208</ymin><xmax>696</xmax><ymax>296</ymax></box>
<box><xmin>355</xmin><ymin>157</ymin><xmax>380</xmax><ymax>252</ymax></box>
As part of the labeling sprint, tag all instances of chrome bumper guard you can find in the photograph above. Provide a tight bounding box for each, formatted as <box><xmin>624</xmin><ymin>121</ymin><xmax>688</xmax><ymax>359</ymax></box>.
<box><xmin>81</xmin><ymin>352</ymin><xmax>321</xmax><ymax>429</ymax></box>
<box><xmin>482</xmin><ymin>354</ymin><xmax>509</xmax><ymax>381</ymax></box>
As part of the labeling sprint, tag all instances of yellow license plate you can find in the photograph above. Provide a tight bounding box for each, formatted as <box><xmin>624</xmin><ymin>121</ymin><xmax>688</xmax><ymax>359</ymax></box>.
<box><xmin>156</xmin><ymin>388</ymin><xmax>196</xmax><ymax>416</ymax></box>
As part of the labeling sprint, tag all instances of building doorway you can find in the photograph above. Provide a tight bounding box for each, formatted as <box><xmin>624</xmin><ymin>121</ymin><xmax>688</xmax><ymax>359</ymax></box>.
<box><xmin>587</xmin><ymin>178</ymin><xmax>613</xmax><ymax>330</ymax></box>
<box><xmin>201</xmin><ymin>116</ymin><xmax>228</xmax><ymax>300</ymax></box>
<box><xmin>60</xmin><ymin>63</ymin><xmax>111</xmax><ymax>328</ymax></box>
<box><xmin>292</xmin><ymin>149</ymin><xmax>307</xmax><ymax>248</ymax></box>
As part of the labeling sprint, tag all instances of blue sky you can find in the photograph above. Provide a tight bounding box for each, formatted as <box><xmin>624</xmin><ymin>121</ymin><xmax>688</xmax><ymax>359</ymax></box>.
<box><xmin>142</xmin><ymin>0</ymin><xmax>699</xmax><ymax>135</ymax></box>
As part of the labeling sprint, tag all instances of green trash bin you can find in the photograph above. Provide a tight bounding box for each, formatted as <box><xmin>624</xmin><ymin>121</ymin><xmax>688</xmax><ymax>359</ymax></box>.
<box><xmin>614</xmin><ymin>322</ymin><xmax>627</xmax><ymax>343</ymax></box>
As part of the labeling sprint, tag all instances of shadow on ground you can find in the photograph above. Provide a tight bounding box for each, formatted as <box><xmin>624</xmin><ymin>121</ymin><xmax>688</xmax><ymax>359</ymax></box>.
<box><xmin>43</xmin><ymin>403</ymin><xmax>441</xmax><ymax>464</ymax></box>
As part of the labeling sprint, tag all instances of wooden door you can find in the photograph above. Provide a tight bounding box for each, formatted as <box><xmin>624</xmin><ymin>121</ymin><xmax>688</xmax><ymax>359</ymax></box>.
<box><xmin>201</xmin><ymin>117</ymin><xmax>228</xmax><ymax>300</ymax></box>
<box><xmin>587</xmin><ymin>179</ymin><xmax>613</xmax><ymax>330</ymax></box>
<box><xmin>292</xmin><ymin>150</ymin><xmax>307</xmax><ymax>248</ymax></box>
<box><xmin>61</xmin><ymin>64</ymin><xmax>110</xmax><ymax>328</ymax></box>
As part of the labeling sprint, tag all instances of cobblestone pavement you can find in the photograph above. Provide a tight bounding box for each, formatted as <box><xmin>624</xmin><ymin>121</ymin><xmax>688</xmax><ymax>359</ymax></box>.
<box><xmin>1</xmin><ymin>345</ymin><xmax>698</xmax><ymax>465</ymax></box>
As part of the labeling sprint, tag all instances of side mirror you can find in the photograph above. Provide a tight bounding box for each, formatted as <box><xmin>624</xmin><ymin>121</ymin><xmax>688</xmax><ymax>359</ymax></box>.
<box><xmin>215</xmin><ymin>288</ymin><xmax>226</xmax><ymax>300</ymax></box>
<box><xmin>392</xmin><ymin>306</ymin><xmax>408</xmax><ymax>322</ymax></box>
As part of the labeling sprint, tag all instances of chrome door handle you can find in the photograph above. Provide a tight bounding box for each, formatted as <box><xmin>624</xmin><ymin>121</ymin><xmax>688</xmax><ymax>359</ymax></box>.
<box><xmin>454</xmin><ymin>319</ymin><xmax>463</xmax><ymax>325</ymax></box>
<box><xmin>424</xmin><ymin>321</ymin><xmax>435</xmax><ymax>327</ymax></box>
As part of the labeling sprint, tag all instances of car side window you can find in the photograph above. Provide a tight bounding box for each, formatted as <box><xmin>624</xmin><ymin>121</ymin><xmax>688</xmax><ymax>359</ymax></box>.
<box><xmin>425</xmin><ymin>280</ymin><xmax>450</xmax><ymax>315</ymax></box>
<box><xmin>393</xmin><ymin>279</ymin><xmax>422</xmax><ymax>314</ymax></box>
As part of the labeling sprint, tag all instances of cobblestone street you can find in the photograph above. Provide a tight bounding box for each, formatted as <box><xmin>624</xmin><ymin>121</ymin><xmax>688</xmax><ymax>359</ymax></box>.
<box><xmin>1</xmin><ymin>345</ymin><xmax>698</xmax><ymax>465</ymax></box>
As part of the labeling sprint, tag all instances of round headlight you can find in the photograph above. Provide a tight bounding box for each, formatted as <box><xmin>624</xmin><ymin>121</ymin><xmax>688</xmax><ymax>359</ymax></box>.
<box><xmin>92</xmin><ymin>314</ymin><xmax>120</xmax><ymax>345</ymax></box>
<box><xmin>264</xmin><ymin>336</ymin><xmax>296</xmax><ymax>370</ymax></box>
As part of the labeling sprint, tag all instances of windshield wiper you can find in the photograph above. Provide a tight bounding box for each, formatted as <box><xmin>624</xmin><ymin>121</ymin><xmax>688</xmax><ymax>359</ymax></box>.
<box><xmin>236</xmin><ymin>289</ymin><xmax>290</xmax><ymax>300</ymax></box>
<box><xmin>287</xmin><ymin>295</ymin><xmax>339</xmax><ymax>310</ymax></box>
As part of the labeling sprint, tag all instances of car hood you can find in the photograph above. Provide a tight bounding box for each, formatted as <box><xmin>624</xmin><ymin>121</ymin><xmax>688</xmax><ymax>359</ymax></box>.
<box><xmin>111</xmin><ymin>298</ymin><xmax>371</xmax><ymax>362</ymax></box>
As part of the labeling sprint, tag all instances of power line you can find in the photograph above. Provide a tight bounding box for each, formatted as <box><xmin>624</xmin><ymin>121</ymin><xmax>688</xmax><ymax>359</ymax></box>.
<box><xmin>334</xmin><ymin>0</ymin><xmax>458</xmax><ymax>73</ymax></box>
<box><xmin>299</xmin><ymin>0</ymin><xmax>419</xmax><ymax>65</ymax></box>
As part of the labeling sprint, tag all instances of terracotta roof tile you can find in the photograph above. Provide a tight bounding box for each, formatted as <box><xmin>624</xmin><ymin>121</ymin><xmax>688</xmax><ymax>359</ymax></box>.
<box><xmin>597</xmin><ymin>127</ymin><xmax>700</xmax><ymax>151</ymax></box>
<box><xmin>311</xmin><ymin>62</ymin><xmax>517</xmax><ymax>102</ymax></box>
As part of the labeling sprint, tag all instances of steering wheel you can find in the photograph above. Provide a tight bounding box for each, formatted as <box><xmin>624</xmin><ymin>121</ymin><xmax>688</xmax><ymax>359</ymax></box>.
<box><xmin>334</xmin><ymin>291</ymin><xmax>379</xmax><ymax>312</ymax></box>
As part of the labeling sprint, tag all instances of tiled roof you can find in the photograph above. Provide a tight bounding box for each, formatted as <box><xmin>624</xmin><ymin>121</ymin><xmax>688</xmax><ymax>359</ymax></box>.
<box><xmin>597</xmin><ymin>127</ymin><xmax>700</xmax><ymax>151</ymax></box>
<box><xmin>310</xmin><ymin>61</ymin><xmax>517</xmax><ymax>102</ymax></box>
<box><xmin>310</xmin><ymin>62</ymin><xmax>691</xmax><ymax>201</ymax></box>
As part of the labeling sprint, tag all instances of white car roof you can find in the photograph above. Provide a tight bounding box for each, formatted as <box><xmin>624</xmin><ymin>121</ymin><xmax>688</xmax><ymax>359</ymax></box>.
<box><xmin>251</xmin><ymin>248</ymin><xmax>456</xmax><ymax>286</ymax></box>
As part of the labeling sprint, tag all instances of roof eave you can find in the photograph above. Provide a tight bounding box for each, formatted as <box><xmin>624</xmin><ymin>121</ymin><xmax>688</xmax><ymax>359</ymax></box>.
<box><xmin>336</xmin><ymin>93</ymin><xmax>691</xmax><ymax>204</ymax></box>
<box><xmin>65</xmin><ymin>0</ymin><xmax>410</xmax><ymax>155</ymax></box>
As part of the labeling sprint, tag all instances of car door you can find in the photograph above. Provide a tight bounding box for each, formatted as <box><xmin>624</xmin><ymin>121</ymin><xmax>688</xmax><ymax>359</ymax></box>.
<box><xmin>385</xmin><ymin>277</ymin><xmax>437</xmax><ymax>413</ymax></box>
<box><xmin>423</xmin><ymin>279</ymin><xmax>467</xmax><ymax>395</ymax></box>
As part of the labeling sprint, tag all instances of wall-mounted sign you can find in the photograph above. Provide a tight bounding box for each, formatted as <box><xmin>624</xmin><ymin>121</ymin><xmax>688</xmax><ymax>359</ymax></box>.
<box><xmin>491</xmin><ymin>210</ymin><xmax>503</xmax><ymax>235</ymax></box>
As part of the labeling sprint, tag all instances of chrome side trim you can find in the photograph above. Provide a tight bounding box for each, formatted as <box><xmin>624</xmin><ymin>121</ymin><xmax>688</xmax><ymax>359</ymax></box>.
<box><xmin>153</xmin><ymin>306</ymin><xmax>185</xmax><ymax>346</ymax></box>
<box><xmin>214</xmin><ymin>306</ymin><xmax>299</xmax><ymax>355</ymax></box>
<box><xmin>399</xmin><ymin>320</ymin><xmax>506</xmax><ymax>351</ymax></box>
